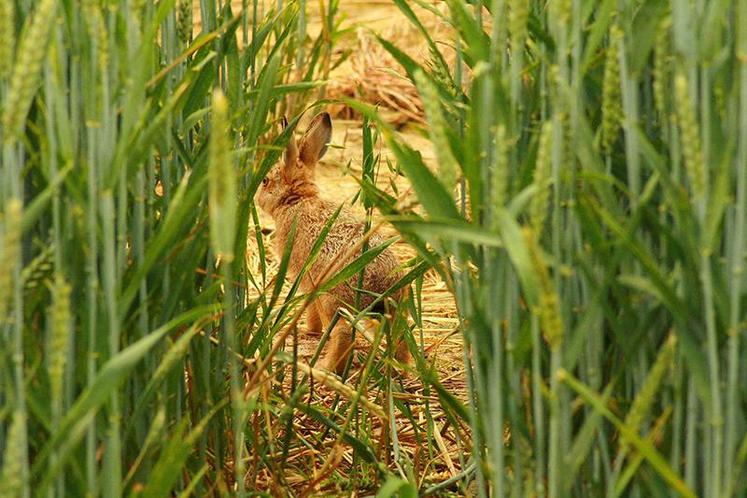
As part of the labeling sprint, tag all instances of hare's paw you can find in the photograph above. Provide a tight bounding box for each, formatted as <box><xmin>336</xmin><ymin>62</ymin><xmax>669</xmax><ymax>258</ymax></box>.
<box><xmin>317</xmin><ymin>352</ymin><xmax>346</xmax><ymax>375</ymax></box>
<box><xmin>305</xmin><ymin>306</ymin><xmax>323</xmax><ymax>335</ymax></box>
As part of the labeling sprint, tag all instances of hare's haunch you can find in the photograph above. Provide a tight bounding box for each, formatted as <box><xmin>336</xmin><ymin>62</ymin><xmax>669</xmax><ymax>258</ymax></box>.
<box><xmin>256</xmin><ymin>112</ymin><xmax>409</xmax><ymax>373</ymax></box>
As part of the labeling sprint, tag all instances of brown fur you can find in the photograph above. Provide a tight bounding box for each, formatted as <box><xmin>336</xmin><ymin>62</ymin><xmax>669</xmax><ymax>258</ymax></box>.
<box><xmin>256</xmin><ymin>112</ymin><xmax>409</xmax><ymax>373</ymax></box>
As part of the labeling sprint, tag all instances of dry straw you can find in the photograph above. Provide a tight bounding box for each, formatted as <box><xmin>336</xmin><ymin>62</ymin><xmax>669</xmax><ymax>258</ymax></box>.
<box><xmin>326</xmin><ymin>28</ymin><xmax>438</xmax><ymax>124</ymax></box>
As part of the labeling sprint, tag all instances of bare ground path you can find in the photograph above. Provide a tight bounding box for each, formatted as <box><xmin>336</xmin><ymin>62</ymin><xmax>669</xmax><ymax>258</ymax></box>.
<box><xmin>218</xmin><ymin>1</ymin><xmax>469</xmax><ymax>494</ymax></box>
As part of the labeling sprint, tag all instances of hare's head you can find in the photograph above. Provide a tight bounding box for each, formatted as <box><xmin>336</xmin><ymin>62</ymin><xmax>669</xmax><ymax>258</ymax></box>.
<box><xmin>256</xmin><ymin>111</ymin><xmax>332</xmax><ymax>215</ymax></box>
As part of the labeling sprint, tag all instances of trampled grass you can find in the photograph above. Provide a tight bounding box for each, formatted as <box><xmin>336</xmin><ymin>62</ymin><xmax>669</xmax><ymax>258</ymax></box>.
<box><xmin>1</xmin><ymin>0</ymin><xmax>746</xmax><ymax>496</ymax></box>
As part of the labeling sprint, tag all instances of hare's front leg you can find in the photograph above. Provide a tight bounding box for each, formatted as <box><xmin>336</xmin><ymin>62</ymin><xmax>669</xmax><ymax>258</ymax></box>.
<box><xmin>315</xmin><ymin>299</ymin><xmax>353</xmax><ymax>374</ymax></box>
<box><xmin>318</xmin><ymin>320</ymin><xmax>353</xmax><ymax>374</ymax></box>
<box><xmin>395</xmin><ymin>337</ymin><xmax>411</xmax><ymax>365</ymax></box>
<box><xmin>306</xmin><ymin>301</ymin><xmax>323</xmax><ymax>334</ymax></box>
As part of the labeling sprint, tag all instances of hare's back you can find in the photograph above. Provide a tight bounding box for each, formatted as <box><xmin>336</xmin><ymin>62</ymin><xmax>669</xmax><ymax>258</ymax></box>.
<box><xmin>324</xmin><ymin>216</ymin><xmax>402</xmax><ymax>306</ymax></box>
<box><xmin>293</xmin><ymin>200</ymin><xmax>402</xmax><ymax>305</ymax></box>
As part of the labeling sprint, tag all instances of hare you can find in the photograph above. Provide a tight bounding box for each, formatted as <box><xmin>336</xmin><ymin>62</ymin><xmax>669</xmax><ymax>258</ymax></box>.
<box><xmin>256</xmin><ymin>111</ymin><xmax>410</xmax><ymax>374</ymax></box>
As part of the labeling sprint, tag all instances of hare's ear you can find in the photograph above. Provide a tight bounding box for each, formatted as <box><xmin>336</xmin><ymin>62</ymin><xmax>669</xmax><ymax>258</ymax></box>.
<box><xmin>282</xmin><ymin>116</ymin><xmax>299</xmax><ymax>168</ymax></box>
<box><xmin>299</xmin><ymin>112</ymin><xmax>332</xmax><ymax>166</ymax></box>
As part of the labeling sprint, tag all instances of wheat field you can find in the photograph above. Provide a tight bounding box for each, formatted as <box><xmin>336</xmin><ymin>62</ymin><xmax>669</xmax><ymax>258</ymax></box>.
<box><xmin>1</xmin><ymin>0</ymin><xmax>746</xmax><ymax>497</ymax></box>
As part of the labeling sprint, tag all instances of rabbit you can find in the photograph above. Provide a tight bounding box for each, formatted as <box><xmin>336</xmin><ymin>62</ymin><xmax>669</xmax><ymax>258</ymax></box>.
<box><xmin>256</xmin><ymin>111</ymin><xmax>410</xmax><ymax>374</ymax></box>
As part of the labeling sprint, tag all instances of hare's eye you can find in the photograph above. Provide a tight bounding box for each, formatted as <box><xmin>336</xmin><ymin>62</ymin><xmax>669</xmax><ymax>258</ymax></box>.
<box><xmin>261</xmin><ymin>177</ymin><xmax>269</xmax><ymax>186</ymax></box>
